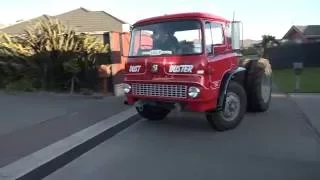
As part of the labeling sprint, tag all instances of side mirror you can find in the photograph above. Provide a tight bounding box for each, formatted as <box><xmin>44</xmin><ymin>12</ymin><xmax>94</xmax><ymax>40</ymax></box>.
<box><xmin>231</xmin><ymin>21</ymin><xmax>241</xmax><ymax>50</ymax></box>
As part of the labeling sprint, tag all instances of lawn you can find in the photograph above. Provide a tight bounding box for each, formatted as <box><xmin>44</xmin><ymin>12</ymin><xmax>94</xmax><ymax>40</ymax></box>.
<box><xmin>273</xmin><ymin>67</ymin><xmax>320</xmax><ymax>93</ymax></box>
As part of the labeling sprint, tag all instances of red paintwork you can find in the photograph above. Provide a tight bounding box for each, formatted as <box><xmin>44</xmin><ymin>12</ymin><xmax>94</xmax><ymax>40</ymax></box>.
<box><xmin>124</xmin><ymin>12</ymin><xmax>238</xmax><ymax>112</ymax></box>
<box><xmin>134</xmin><ymin>12</ymin><xmax>231</xmax><ymax>26</ymax></box>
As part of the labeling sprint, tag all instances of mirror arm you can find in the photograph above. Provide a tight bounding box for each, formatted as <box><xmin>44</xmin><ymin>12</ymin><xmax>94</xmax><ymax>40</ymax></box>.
<box><xmin>211</xmin><ymin>44</ymin><xmax>215</xmax><ymax>56</ymax></box>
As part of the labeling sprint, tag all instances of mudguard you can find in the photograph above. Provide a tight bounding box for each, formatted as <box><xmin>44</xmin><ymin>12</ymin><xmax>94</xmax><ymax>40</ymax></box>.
<box><xmin>216</xmin><ymin>67</ymin><xmax>246</xmax><ymax>111</ymax></box>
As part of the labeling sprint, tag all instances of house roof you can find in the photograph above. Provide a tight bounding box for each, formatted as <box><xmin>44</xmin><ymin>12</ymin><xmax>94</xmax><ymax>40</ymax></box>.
<box><xmin>283</xmin><ymin>25</ymin><xmax>320</xmax><ymax>39</ymax></box>
<box><xmin>0</xmin><ymin>15</ymin><xmax>51</xmax><ymax>35</ymax></box>
<box><xmin>295</xmin><ymin>25</ymin><xmax>320</xmax><ymax>36</ymax></box>
<box><xmin>0</xmin><ymin>7</ymin><xmax>128</xmax><ymax>35</ymax></box>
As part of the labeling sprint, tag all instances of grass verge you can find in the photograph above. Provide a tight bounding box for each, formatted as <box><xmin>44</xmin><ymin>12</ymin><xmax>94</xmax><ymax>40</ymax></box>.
<box><xmin>273</xmin><ymin>67</ymin><xmax>320</xmax><ymax>93</ymax></box>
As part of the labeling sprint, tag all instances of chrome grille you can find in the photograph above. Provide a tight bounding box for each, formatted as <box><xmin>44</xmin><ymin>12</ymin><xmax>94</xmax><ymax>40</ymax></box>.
<box><xmin>132</xmin><ymin>83</ymin><xmax>187</xmax><ymax>98</ymax></box>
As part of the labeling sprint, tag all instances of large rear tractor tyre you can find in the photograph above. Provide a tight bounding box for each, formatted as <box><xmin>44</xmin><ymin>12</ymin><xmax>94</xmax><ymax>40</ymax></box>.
<box><xmin>206</xmin><ymin>81</ymin><xmax>247</xmax><ymax>131</ymax></box>
<box><xmin>245</xmin><ymin>59</ymin><xmax>272</xmax><ymax>112</ymax></box>
<box><xmin>136</xmin><ymin>105</ymin><xmax>170</xmax><ymax>121</ymax></box>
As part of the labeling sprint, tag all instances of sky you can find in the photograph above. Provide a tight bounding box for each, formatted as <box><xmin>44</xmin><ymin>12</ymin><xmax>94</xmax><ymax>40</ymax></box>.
<box><xmin>0</xmin><ymin>0</ymin><xmax>319</xmax><ymax>40</ymax></box>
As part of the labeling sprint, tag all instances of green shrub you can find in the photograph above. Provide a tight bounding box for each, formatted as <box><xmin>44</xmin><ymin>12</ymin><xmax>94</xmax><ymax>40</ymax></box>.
<box><xmin>1</xmin><ymin>18</ymin><xmax>109</xmax><ymax>93</ymax></box>
<box><xmin>241</xmin><ymin>47</ymin><xmax>259</xmax><ymax>56</ymax></box>
<box><xmin>5</xmin><ymin>78</ymin><xmax>35</xmax><ymax>92</ymax></box>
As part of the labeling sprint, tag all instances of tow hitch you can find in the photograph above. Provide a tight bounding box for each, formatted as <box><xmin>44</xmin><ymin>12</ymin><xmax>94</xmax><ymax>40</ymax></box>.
<box><xmin>135</xmin><ymin>102</ymin><xmax>144</xmax><ymax>111</ymax></box>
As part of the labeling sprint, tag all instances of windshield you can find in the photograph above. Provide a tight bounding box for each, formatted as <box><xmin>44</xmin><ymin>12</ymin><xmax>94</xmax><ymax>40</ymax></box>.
<box><xmin>129</xmin><ymin>20</ymin><xmax>202</xmax><ymax>57</ymax></box>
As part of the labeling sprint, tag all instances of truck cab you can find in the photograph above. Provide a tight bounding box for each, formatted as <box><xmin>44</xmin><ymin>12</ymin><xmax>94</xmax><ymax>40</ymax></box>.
<box><xmin>123</xmin><ymin>12</ymin><xmax>272</xmax><ymax>131</ymax></box>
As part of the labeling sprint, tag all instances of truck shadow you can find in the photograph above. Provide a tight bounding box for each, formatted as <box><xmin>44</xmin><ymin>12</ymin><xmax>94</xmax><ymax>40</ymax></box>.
<box><xmin>140</xmin><ymin>112</ymin><xmax>215</xmax><ymax>133</ymax></box>
<box><xmin>139</xmin><ymin>94</ymin><xmax>288</xmax><ymax>133</ymax></box>
<box><xmin>245</xmin><ymin>93</ymin><xmax>288</xmax><ymax>115</ymax></box>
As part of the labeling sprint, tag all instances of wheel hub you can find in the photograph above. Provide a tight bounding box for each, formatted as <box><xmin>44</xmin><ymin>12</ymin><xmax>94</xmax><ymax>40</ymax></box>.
<box><xmin>223</xmin><ymin>92</ymin><xmax>240</xmax><ymax>121</ymax></box>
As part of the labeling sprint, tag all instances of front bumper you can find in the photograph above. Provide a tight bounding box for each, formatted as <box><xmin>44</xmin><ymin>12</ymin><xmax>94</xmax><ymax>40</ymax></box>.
<box><xmin>124</xmin><ymin>82</ymin><xmax>219</xmax><ymax>112</ymax></box>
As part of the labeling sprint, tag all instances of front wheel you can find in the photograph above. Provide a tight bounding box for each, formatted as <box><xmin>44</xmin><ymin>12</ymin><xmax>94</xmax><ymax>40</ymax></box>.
<box><xmin>136</xmin><ymin>105</ymin><xmax>170</xmax><ymax>121</ymax></box>
<box><xmin>206</xmin><ymin>81</ymin><xmax>247</xmax><ymax>131</ymax></box>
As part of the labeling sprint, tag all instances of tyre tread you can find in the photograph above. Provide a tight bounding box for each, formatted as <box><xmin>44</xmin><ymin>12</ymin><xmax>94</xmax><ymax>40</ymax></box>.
<box><xmin>206</xmin><ymin>81</ymin><xmax>247</xmax><ymax>131</ymax></box>
<box><xmin>245</xmin><ymin>60</ymin><xmax>272</xmax><ymax>112</ymax></box>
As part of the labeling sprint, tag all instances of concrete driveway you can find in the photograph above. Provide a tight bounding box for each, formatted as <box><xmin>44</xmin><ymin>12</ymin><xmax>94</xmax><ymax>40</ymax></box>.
<box><xmin>44</xmin><ymin>93</ymin><xmax>320</xmax><ymax>180</ymax></box>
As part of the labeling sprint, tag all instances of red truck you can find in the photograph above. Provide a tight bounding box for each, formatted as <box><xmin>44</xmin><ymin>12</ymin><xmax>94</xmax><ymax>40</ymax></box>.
<box><xmin>123</xmin><ymin>12</ymin><xmax>272</xmax><ymax>131</ymax></box>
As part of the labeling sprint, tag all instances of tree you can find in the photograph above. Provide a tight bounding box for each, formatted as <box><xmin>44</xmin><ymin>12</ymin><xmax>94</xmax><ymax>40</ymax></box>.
<box><xmin>257</xmin><ymin>35</ymin><xmax>280</xmax><ymax>58</ymax></box>
<box><xmin>0</xmin><ymin>33</ymin><xmax>37</xmax><ymax>90</ymax></box>
<box><xmin>18</xmin><ymin>18</ymin><xmax>109</xmax><ymax>91</ymax></box>
<box><xmin>62</xmin><ymin>56</ymin><xmax>81</xmax><ymax>94</ymax></box>
<box><xmin>0</xmin><ymin>33</ymin><xmax>33</xmax><ymax>57</ymax></box>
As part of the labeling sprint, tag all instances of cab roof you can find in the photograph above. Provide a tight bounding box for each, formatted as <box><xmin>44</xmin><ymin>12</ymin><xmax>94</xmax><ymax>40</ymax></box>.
<box><xmin>133</xmin><ymin>12</ymin><xmax>230</xmax><ymax>26</ymax></box>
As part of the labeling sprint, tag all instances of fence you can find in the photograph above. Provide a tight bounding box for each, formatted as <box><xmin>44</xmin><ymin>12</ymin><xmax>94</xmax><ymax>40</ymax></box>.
<box><xmin>266</xmin><ymin>42</ymin><xmax>320</xmax><ymax>69</ymax></box>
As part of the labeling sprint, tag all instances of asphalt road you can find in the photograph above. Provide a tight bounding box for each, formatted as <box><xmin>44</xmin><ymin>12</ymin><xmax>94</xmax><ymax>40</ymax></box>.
<box><xmin>0</xmin><ymin>92</ymin><xmax>100</xmax><ymax>136</ymax></box>
<box><xmin>290</xmin><ymin>93</ymin><xmax>320</xmax><ymax>136</ymax></box>
<box><xmin>45</xmin><ymin>94</ymin><xmax>320</xmax><ymax>180</ymax></box>
<box><xmin>0</xmin><ymin>93</ymin><xmax>130</xmax><ymax>167</ymax></box>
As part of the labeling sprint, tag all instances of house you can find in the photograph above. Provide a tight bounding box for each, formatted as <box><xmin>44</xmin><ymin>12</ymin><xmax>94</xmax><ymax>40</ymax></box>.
<box><xmin>265</xmin><ymin>25</ymin><xmax>320</xmax><ymax>69</ymax></box>
<box><xmin>0</xmin><ymin>7</ymin><xmax>132</xmax><ymax>95</ymax></box>
<box><xmin>0</xmin><ymin>7</ymin><xmax>130</xmax><ymax>44</ymax></box>
<box><xmin>282</xmin><ymin>25</ymin><xmax>320</xmax><ymax>44</ymax></box>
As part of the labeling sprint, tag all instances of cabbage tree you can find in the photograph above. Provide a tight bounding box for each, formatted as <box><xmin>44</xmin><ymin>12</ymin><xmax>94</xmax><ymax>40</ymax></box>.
<box><xmin>258</xmin><ymin>35</ymin><xmax>280</xmax><ymax>58</ymax></box>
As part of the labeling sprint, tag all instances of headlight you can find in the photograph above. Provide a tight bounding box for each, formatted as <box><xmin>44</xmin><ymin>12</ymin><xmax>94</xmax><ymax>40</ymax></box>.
<box><xmin>123</xmin><ymin>83</ymin><xmax>131</xmax><ymax>93</ymax></box>
<box><xmin>188</xmin><ymin>86</ymin><xmax>200</xmax><ymax>98</ymax></box>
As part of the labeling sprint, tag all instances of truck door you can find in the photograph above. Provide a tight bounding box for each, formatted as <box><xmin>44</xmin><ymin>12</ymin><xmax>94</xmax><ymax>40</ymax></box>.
<box><xmin>204</xmin><ymin>21</ymin><xmax>233</xmax><ymax>89</ymax></box>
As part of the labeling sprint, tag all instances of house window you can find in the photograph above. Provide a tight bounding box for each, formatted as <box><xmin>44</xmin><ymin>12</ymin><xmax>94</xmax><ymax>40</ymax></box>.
<box><xmin>103</xmin><ymin>32</ymin><xmax>110</xmax><ymax>45</ymax></box>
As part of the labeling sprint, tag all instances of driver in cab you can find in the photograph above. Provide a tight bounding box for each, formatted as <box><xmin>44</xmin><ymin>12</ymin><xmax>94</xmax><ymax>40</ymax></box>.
<box><xmin>153</xmin><ymin>28</ymin><xmax>179</xmax><ymax>54</ymax></box>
